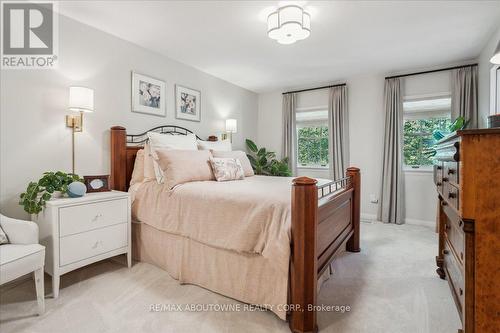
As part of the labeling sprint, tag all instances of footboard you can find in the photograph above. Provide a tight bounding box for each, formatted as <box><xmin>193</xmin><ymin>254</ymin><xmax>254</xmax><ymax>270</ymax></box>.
<box><xmin>289</xmin><ymin>167</ymin><xmax>360</xmax><ymax>333</ymax></box>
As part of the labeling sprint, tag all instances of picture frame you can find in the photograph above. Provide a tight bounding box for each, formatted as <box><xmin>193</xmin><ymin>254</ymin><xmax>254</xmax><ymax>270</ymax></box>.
<box><xmin>131</xmin><ymin>72</ymin><xmax>166</xmax><ymax>117</ymax></box>
<box><xmin>83</xmin><ymin>175</ymin><xmax>111</xmax><ymax>193</ymax></box>
<box><xmin>175</xmin><ymin>84</ymin><xmax>201</xmax><ymax>122</ymax></box>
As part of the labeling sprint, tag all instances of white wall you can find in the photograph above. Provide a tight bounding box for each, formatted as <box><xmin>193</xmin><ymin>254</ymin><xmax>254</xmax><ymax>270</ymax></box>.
<box><xmin>478</xmin><ymin>26</ymin><xmax>500</xmax><ymax>127</ymax></box>
<box><xmin>257</xmin><ymin>71</ymin><xmax>453</xmax><ymax>224</ymax></box>
<box><xmin>0</xmin><ymin>15</ymin><xmax>258</xmax><ymax>218</ymax></box>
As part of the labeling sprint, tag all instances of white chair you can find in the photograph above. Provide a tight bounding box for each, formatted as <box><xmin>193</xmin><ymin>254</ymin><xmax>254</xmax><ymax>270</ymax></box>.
<box><xmin>0</xmin><ymin>214</ymin><xmax>45</xmax><ymax>315</ymax></box>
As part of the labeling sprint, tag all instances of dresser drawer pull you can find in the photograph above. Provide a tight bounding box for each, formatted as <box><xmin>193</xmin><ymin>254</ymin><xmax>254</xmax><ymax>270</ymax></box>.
<box><xmin>459</xmin><ymin>220</ymin><xmax>463</xmax><ymax>227</ymax></box>
<box><xmin>442</xmin><ymin>249</ymin><xmax>449</xmax><ymax>255</ymax></box>
<box><xmin>441</xmin><ymin>201</ymin><xmax>448</xmax><ymax>207</ymax></box>
<box><xmin>436</xmin><ymin>166</ymin><xmax>442</xmax><ymax>170</ymax></box>
<box><xmin>436</xmin><ymin>182</ymin><xmax>442</xmax><ymax>186</ymax></box>
<box><xmin>459</xmin><ymin>288</ymin><xmax>463</xmax><ymax>296</ymax></box>
<box><xmin>448</xmin><ymin>192</ymin><xmax>457</xmax><ymax>199</ymax></box>
<box><xmin>447</xmin><ymin>169</ymin><xmax>455</xmax><ymax>175</ymax></box>
<box><xmin>91</xmin><ymin>240</ymin><xmax>103</xmax><ymax>249</ymax></box>
<box><xmin>443</xmin><ymin>177</ymin><xmax>449</xmax><ymax>182</ymax></box>
<box><xmin>91</xmin><ymin>213</ymin><xmax>103</xmax><ymax>222</ymax></box>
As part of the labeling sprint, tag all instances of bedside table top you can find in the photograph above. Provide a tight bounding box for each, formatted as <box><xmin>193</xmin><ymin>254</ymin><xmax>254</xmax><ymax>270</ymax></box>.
<box><xmin>45</xmin><ymin>190</ymin><xmax>129</xmax><ymax>207</ymax></box>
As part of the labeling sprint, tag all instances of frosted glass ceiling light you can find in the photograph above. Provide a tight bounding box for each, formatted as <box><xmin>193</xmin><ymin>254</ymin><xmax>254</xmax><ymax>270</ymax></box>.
<box><xmin>267</xmin><ymin>5</ymin><xmax>310</xmax><ymax>45</ymax></box>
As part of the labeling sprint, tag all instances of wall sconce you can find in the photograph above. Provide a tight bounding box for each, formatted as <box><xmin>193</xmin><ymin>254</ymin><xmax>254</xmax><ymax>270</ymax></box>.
<box><xmin>222</xmin><ymin>118</ymin><xmax>237</xmax><ymax>142</ymax></box>
<box><xmin>66</xmin><ymin>86</ymin><xmax>94</xmax><ymax>173</ymax></box>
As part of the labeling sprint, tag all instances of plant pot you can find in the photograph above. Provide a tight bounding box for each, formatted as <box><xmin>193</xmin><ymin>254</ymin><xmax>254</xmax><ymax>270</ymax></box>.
<box><xmin>50</xmin><ymin>191</ymin><xmax>63</xmax><ymax>199</ymax></box>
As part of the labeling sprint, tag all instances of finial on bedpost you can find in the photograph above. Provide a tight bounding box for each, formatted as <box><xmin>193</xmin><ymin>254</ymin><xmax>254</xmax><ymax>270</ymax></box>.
<box><xmin>110</xmin><ymin>126</ymin><xmax>127</xmax><ymax>191</ymax></box>
<box><xmin>346</xmin><ymin>167</ymin><xmax>361</xmax><ymax>252</ymax></box>
<box><xmin>290</xmin><ymin>176</ymin><xmax>318</xmax><ymax>333</ymax></box>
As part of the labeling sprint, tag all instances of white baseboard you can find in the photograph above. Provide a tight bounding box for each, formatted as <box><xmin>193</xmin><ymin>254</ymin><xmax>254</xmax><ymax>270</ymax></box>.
<box><xmin>360</xmin><ymin>213</ymin><xmax>434</xmax><ymax>227</ymax></box>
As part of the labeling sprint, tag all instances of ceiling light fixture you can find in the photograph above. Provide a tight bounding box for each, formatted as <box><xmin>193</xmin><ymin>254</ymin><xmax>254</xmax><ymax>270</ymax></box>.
<box><xmin>267</xmin><ymin>5</ymin><xmax>310</xmax><ymax>45</ymax></box>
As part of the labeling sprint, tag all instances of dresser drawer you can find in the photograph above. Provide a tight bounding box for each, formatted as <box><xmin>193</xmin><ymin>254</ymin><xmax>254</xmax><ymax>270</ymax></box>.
<box><xmin>443</xmin><ymin>205</ymin><xmax>464</xmax><ymax>266</ymax></box>
<box><xmin>59</xmin><ymin>223</ymin><xmax>127</xmax><ymax>266</ymax></box>
<box><xmin>443</xmin><ymin>161</ymin><xmax>459</xmax><ymax>185</ymax></box>
<box><xmin>59</xmin><ymin>199</ymin><xmax>128</xmax><ymax>237</ymax></box>
<box><xmin>443</xmin><ymin>183</ymin><xmax>459</xmax><ymax>211</ymax></box>
<box><xmin>443</xmin><ymin>239</ymin><xmax>464</xmax><ymax>315</ymax></box>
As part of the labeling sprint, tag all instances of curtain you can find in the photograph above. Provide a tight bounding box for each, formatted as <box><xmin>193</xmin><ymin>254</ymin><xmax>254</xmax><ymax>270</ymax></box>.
<box><xmin>451</xmin><ymin>66</ymin><xmax>478</xmax><ymax>129</ymax></box>
<box><xmin>378</xmin><ymin>78</ymin><xmax>404</xmax><ymax>224</ymax></box>
<box><xmin>328</xmin><ymin>85</ymin><xmax>349</xmax><ymax>180</ymax></box>
<box><xmin>282</xmin><ymin>93</ymin><xmax>297</xmax><ymax>176</ymax></box>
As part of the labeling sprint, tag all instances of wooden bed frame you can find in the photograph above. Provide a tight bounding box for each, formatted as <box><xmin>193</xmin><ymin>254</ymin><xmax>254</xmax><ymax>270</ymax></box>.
<box><xmin>110</xmin><ymin>125</ymin><xmax>360</xmax><ymax>333</ymax></box>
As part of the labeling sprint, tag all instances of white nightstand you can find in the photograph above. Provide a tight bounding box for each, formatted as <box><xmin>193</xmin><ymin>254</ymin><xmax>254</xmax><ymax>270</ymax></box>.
<box><xmin>32</xmin><ymin>191</ymin><xmax>131</xmax><ymax>298</ymax></box>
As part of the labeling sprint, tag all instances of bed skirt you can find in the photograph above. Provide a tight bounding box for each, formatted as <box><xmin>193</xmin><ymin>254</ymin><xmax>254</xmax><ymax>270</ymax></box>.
<box><xmin>132</xmin><ymin>221</ymin><xmax>289</xmax><ymax>320</ymax></box>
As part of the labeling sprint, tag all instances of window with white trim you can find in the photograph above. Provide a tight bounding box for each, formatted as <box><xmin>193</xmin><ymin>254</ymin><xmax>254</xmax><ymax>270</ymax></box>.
<box><xmin>403</xmin><ymin>95</ymin><xmax>452</xmax><ymax>169</ymax></box>
<box><xmin>296</xmin><ymin>108</ymin><xmax>329</xmax><ymax>168</ymax></box>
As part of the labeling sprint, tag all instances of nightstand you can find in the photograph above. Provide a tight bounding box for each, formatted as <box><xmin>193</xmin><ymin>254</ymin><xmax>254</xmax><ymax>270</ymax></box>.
<box><xmin>32</xmin><ymin>191</ymin><xmax>131</xmax><ymax>298</ymax></box>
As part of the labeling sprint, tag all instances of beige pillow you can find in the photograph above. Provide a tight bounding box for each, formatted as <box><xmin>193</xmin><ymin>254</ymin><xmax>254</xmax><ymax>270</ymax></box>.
<box><xmin>147</xmin><ymin>132</ymin><xmax>198</xmax><ymax>183</ymax></box>
<box><xmin>155</xmin><ymin>149</ymin><xmax>215</xmax><ymax>190</ymax></box>
<box><xmin>143</xmin><ymin>144</ymin><xmax>157</xmax><ymax>181</ymax></box>
<box><xmin>211</xmin><ymin>150</ymin><xmax>254</xmax><ymax>177</ymax></box>
<box><xmin>130</xmin><ymin>149</ymin><xmax>144</xmax><ymax>186</ymax></box>
<box><xmin>210</xmin><ymin>158</ymin><xmax>245</xmax><ymax>182</ymax></box>
<box><xmin>197</xmin><ymin>139</ymin><xmax>232</xmax><ymax>152</ymax></box>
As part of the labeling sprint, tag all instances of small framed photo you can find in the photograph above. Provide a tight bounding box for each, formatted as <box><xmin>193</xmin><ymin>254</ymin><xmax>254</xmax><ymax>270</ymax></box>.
<box><xmin>175</xmin><ymin>85</ymin><xmax>201</xmax><ymax>122</ymax></box>
<box><xmin>84</xmin><ymin>175</ymin><xmax>111</xmax><ymax>193</ymax></box>
<box><xmin>132</xmin><ymin>72</ymin><xmax>166</xmax><ymax>117</ymax></box>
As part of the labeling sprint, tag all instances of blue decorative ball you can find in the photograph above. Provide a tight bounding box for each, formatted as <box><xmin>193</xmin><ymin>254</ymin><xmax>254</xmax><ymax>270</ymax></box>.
<box><xmin>67</xmin><ymin>181</ymin><xmax>87</xmax><ymax>198</ymax></box>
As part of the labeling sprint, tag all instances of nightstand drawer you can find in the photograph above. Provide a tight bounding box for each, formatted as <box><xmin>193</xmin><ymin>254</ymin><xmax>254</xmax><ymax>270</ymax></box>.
<box><xmin>59</xmin><ymin>223</ymin><xmax>127</xmax><ymax>266</ymax></box>
<box><xmin>59</xmin><ymin>199</ymin><xmax>127</xmax><ymax>237</ymax></box>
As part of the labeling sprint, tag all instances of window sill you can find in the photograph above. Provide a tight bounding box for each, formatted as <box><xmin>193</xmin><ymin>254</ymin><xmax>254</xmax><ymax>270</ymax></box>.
<box><xmin>297</xmin><ymin>166</ymin><xmax>329</xmax><ymax>170</ymax></box>
<box><xmin>403</xmin><ymin>167</ymin><xmax>433</xmax><ymax>174</ymax></box>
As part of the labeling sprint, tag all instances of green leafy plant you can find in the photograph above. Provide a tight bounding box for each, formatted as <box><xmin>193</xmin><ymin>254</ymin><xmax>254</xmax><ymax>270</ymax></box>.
<box><xmin>246</xmin><ymin>139</ymin><xmax>292</xmax><ymax>177</ymax></box>
<box><xmin>19</xmin><ymin>171</ymin><xmax>83</xmax><ymax>214</ymax></box>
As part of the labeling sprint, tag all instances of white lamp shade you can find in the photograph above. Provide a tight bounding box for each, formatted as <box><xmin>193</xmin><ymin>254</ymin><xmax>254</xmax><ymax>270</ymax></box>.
<box><xmin>225</xmin><ymin>119</ymin><xmax>237</xmax><ymax>133</ymax></box>
<box><xmin>69</xmin><ymin>86</ymin><xmax>94</xmax><ymax>112</ymax></box>
<box><xmin>491</xmin><ymin>41</ymin><xmax>500</xmax><ymax>65</ymax></box>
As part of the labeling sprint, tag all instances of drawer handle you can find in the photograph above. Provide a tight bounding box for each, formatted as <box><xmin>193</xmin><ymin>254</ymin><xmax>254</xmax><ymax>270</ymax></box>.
<box><xmin>447</xmin><ymin>169</ymin><xmax>455</xmax><ymax>175</ymax></box>
<box><xmin>436</xmin><ymin>166</ymin><xmax>442</xmax><ymax>170</ymax></box>
<box><xmin>92</xmin><ymin>213</ymin><xmax>103</xmax><ymax>222</ymax></box>
<box><xmin>459</xmin><ymin>288</ymin><xmax>463</xmax><ymax>296</ymax></box>
<box><xmin>441</xmin><ymin>201</ymin><xmax>448</xmax><ymax>207</ymax></box>
<box><xmin>459</xmin><ymin>220</ymin><xmax>463</xmax><ymax>227</ymax></box>
<box><xmin>91</xmin><ymin>240</ymin><xmax>103</xmax><ymax>249</ymax></box>
<box><xmin>436</xmin><ymin>182</ymin><xmax>442</xmax><ymax>186</ymax></box>
<box><xmin>448</xmin><ymin>192</ymin><xmax>456</xmax><ymax>199</ymax></box>
<box><xmin>442</xmin><ymin>249</ymin><xmax>449</xmax><ymax>255</ymax></box>
<box><xmin>442</xmin><ymin>177</ymin><xmax>449</xmax><ymax>182</ymax></box>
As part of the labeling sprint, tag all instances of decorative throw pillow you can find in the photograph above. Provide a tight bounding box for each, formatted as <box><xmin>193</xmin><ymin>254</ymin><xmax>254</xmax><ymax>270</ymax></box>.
<box><xmin>147</xmin><ymin>132</ymin><xmax>198</xmax><ymax>183</ymax></box>
<box><xmin>211</xmin><ymin>150</ymin><xmax>255</xmax><ymax>177</ymax></box>
<box><xmin>130</xmin><ymin>149</ymin><xmax>145</xmax><ymax>186</ymax></box>
<box><xmin>0</xmin><ymin>226</ymin><xmax>9</xmax><ymax>245</ymax></box>
<box><xmin>197</xmin><ymin>139</ymin><xmax>232</xmax><ymax>152</ymax></box>
<box><xmin>209</xmin><ymin>158</ymin><xmax>245</xmax><ymax>182</ymax></box>
<box><xmin>155</xmin><ymin>149</ymin><xmax>215</xmax><ymax>190</ymax></box>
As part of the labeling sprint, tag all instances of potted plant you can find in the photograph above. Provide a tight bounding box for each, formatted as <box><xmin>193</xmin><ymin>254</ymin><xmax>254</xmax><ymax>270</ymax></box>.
<box><xmin>246</xmin><ymin>139</ymin><xmax>292</xmax><ymax>177</ymax></box>
<box><xmin>19</xmin><ymin>171</ymin><xmax>83</xmax><ymax>214</ymax></box>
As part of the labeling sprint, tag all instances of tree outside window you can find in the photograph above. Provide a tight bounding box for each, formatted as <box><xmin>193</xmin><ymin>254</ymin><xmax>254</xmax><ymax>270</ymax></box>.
<box><xmin>297</xmin><ymin>126</ymin><xmax>329</xmax><ymax>167</ymax></box>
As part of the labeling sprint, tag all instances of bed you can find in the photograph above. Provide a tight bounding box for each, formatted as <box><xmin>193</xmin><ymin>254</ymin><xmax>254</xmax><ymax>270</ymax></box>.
<box><xmin>110</xmin><ymin>125</ymin><xmax>361</xmax><ymax>333</ymax></box>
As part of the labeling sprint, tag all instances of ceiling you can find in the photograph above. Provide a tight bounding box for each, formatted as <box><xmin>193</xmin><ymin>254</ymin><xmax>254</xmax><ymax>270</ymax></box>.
<box><xmin>59</xmin><ymin>1</ymin><xmax>500</xmax><ymax>93</ymax></box>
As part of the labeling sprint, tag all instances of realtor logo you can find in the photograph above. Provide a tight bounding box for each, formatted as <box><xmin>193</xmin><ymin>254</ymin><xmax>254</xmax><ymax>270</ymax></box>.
<box><xmin>1</xmin><ymin>1</ymin><xmax>58</xmax><ymax>68</ymax></box>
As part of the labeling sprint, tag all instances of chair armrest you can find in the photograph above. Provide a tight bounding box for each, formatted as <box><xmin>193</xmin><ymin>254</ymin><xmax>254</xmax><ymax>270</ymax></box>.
<box><xmin>0</xmin><ymin>214</ymin><xmax>39</xmax><ymax>244</ymax></box>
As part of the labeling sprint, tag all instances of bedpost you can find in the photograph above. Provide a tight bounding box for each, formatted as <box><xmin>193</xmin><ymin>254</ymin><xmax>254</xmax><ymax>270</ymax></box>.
<box><xmin>110</xmin><ymin>126</ymin><xmax>127</xmax><ymax>191</ymax></box>
<box><xmin>346</xmin><ymin>167</ymin><xmax>361</xmax><ymax>252</ymax></box>
<box><xmin>289</xmin><ymin>177</ymin><xmax>318</xmax><ymax>333</ymax></box>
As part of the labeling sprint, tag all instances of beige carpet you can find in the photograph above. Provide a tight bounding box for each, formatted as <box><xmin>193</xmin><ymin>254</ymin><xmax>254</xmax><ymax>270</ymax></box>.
<box><xmin>0</xmin><ymin>222</ymin><xmax>461</xmax><ymax>333</ymax></box>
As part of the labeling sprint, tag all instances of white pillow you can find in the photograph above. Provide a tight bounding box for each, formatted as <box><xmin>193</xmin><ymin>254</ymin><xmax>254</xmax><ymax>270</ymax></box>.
<box><xmin>147</xmin><ymin>132</ymin><xmax>198</xmax><ymax>183</ymax></box>
<box><xmin>197</xmin><ymin>139</ymin><xmax>232</xmax><ymax>152</ymax></box>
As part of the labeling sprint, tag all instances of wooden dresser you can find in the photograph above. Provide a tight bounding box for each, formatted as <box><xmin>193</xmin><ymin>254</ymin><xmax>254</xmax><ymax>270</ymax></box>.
<box><xmin>434</xmin><ymin>128</ymin><xmax>500</xmax><ymax>333</ymax></box>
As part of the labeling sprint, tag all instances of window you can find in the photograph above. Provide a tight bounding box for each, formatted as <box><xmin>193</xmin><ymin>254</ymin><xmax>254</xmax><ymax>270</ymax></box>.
<box><xmin>403</xmin><ymin>96</ymin><xmax>452</xmax><ymax>169</ymax></box>
<box><xmin>296</xmin><ymin>109</ymin><xmax>329</xmax><ymax>168</ymax></box>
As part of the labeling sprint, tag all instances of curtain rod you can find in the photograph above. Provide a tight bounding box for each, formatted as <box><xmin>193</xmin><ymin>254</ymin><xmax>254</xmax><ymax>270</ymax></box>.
<box><xmin>385</xmin><ymin>63</ymin><xmax>478</xmax><ymax>80</ymax></box>
<box><xmin>282</xmin><ymin>82</ymin><xmax>346</xmax><ymax>95</ymax></box>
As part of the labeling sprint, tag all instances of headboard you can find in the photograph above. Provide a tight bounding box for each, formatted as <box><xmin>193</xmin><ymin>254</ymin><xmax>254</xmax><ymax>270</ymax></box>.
<box><xmin>110</xmin><ymin>125</ymin><xmax>202</xmax><ymax>191</ymax></box>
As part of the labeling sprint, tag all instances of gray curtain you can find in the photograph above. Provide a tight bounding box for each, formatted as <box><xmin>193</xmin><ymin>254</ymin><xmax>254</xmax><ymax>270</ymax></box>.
<box><xmin>378</xmin><ymin>78</ymin><xmax>404</xmax><ymax>224</ymax></box>
<box><xmin>282</xmin><ymin>93</ymin><xmax>297</xmax><ymax>176</ymax></box>
<box><xmin>328</xmin><ymin>85</ymin><xmax>349</xmax><ymax>180</ymax></box>
<box><xmin>451</xmin><ymin>66</ymin><xmax>478</xmax><ymax>129</ymax></box>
